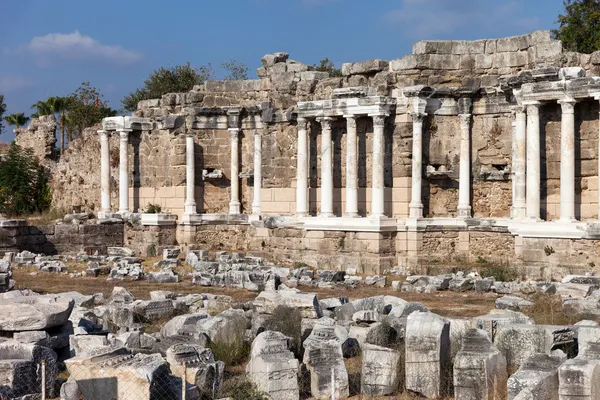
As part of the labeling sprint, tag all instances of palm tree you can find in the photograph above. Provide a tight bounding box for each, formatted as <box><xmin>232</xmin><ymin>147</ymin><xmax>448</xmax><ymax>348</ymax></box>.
<box><xmin>3</xmin><ymin>113</ymin><xmax>30</xmax><ymax>129</ymax></box>
<box><xmin>30</xmin><ymin>100</ymin><xmax>53</xmax><ymax>117</ymax></box>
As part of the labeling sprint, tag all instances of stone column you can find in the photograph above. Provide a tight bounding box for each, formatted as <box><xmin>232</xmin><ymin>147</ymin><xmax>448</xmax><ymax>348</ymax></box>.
<box><xmin>99</xmin><ymin>130</ymin><xmax>111</xmax><ymax>214</ymax></box>
<box><xmin>184</xmin><ymin>132</ymin><xmax>196</xmax><ymax>215</ymax></box>
<box><xmin>371</xmin><ymin>114</ymin><xmax>386</xmax><ymax>217</ymax></box>
<box><xmin>559</xmin><ymin>97</ymin><xmax>577</xmax><ymax>222</ymax></box>
<box><xmin>525</xmin><ymin>101</ymin><xmax>541</xmax><ymax>221</ymax></box>
<box><xmin>252</xmin><ymin>126</ymin><xmax>263</xmax><ymax>215</ymax></box>
<box><xmin>118</xmin><ymin>129</ymin><xmax>130</xmax><ymax>213</ymax></box>
<box><xmin>296</xmin><ymin>117</ymin><xmax>309</xmax><ymax>217</ymax></box>
<box><xmin>229</xmin><ymin>128</ymin><xmax>241</xmax><ymax>215</ymax></box>
<box><xmin>409</xmin><ymin>113</ymin><xmax>426</xmax><ymax>218</ymax></box>
<box><xmin>345</xmin><ymin>115</ymin><xmax>358</xmax><ymax>217</ymax></box>
<box><xmin>512</xmin><ymin>107</ymin><xmax>527</xmax><ymax>219</ymax></box>
<box><xmin>318</xmin><ymin>117</ymin><xmax>334</xmax><ymax>217</ymax></box>
<box><xmin>457</xmin><ymin>114</ymin><xmax>472</xmax><ymax>218</ymax></box>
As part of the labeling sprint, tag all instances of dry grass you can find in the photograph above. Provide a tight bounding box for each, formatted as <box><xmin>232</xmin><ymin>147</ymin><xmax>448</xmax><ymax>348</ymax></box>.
<box><xmin>525</xmin><ymin>293</ymin><xmax>600</xmax><ymax>325</ymax></box>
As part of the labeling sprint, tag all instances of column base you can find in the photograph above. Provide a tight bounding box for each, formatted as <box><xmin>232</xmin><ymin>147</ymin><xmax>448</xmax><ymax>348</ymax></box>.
<box><xmin>525</xmin><ymin>216</ymin><xmax>542</xmax><ymax>222</ymax></box>
<box><xmin>296</xmin><ymin>211</ymin><xmax>309</xmax><ymax>218</ymax></box>
<box><xmin>229</xmin><ymin>201</ymin><xmax>241</xmax><ymax>215</ymax></box>
<box><xmin>184</xmin><ymin>204</ymin><xmax>197</xmax><ymax>215</ymax></box>
<box><xmin>457</xmin><ymin>206</ymin><xmax>472</xmax><ymax>218</ymax></box>
<box><xmin>251</xmin><ymin>205</ymin><xmax>261</xmax><ymax>215</ymax></box>
<box><xmin>511</xmin><ymin>206</ymin><xmax>527</xmax><ymax>220</ymax></box>
<box><xmin>559</xmin><ymin>217</ymin><xmax>578</xmax><ymax>223</ymax></box>
<box><xmin>344</xmin><ymin>212</ymin><xmax>359</xmax><ymax>218</ymax></box>
<box><xmin>98</xmin><ymin>211</ymin><xmax>122</xmax><ymax>220</ymax></box>
<box><xmin>409</xmin><ymin>203</ymin><xmax>423</xmax><ymax>219</ymax></box>
<box><xmin>319</xmin><ymin>212</ymin><xmax>335</xmax><ymax>218</ymax></box>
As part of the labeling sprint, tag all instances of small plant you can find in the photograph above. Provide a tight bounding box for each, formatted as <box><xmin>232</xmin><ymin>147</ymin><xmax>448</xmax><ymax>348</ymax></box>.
<box><xmin>209</xmin><ymin>318</ymin><xmax>249</xmax><ymax>367</ymax></box>
<box><xmin>589</xmin><ymin>261</ymin><xmax>596</xmax><ymax>268</ymax></box>
<box><xmin>478</xmin><ymin>260</ymin><xmax>520</xmax><ymax>282</ymax></box>
<box><xmin>294</xmin><ymin>262</ymin><xmax>310</xmax><ymax>269</ymax></box>
<box><xmin>217</xmin><ymin>376</ymin><xmax>268</xmax><ymax>400</ymax></box>
<box><xmin>145</xmin><ymin>203</ymin><xmax>162</xmax><ymax>213</ymax></box>
<box><xmin>146</xmin><ymin>243</ymin><xmax>157</xmax><ymax>257</ymax></box>
<box><xmin>264</xmin><ymin>306</ymin><xmax>303</xmax><ymax>357</ymax></box>
<box><xmin>544</xmin><ymin>245</ymin><xmax>555</xmax><ymax>256</ymax></box>
<box><xmin>476</xmin><ymin>256</ymin><xmax>488</xmax><ymax>264</ymax></box>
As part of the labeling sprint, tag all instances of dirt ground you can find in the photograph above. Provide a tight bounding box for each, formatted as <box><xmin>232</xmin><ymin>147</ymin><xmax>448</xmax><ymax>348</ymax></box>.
<box><xmin>13</xmin><ymin>269</ymin><xmax>498</xmax><ymax>319</ymax></box>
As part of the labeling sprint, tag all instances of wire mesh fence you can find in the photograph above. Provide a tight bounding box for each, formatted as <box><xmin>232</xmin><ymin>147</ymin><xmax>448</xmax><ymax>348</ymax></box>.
<box><xmin>3</xmin><ymin>354</ymin><xmax>433</xmax><ymax>399</ymax></box>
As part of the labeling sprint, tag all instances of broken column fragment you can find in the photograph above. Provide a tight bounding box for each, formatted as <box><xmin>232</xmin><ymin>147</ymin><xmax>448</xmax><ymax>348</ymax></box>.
<box><xmin>453</xmin><ymin>328</ymin><xmax>507</xmax><ymax>400</ymax></box>
<box><xmin>246</xmin><ymin>331</ymin><xmax>299</xmax><ymax>400</ymax></box>
<box><xmin>405</xmin><ymin>311</ymin><xmax>451</xmax><ymax>398</ymax></box>
<box><xmin>508</xmin><ymin>351</ymin><xmax>566</xmax><ymax>400</ymax></box>
<box><xmin>361</xmin><ymin>343</ymin><xmax>402</xmax><ymax>396</ymax></box>
<box><xmin>303</xmin><ymin>338</ymin><xmax>349</xmax><ymax>399</ymax></box>
<box><xmin>559</xmin><ymin>327</ymin><xmax>600</xmax><ymax>399</ymax></box>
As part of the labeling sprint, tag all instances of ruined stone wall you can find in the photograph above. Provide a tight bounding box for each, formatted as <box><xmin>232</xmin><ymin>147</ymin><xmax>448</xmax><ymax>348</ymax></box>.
<box><xmin>0</xmin><ymin>221</ymin><xmax>124</xmax><ymax>255</ymax></box>
<box><xmin>14</xmin><ymin>115</ymin><xmax>57</xmax><ymax>162</ymax></box>
<box><xmin>16</xmin><ymin>30</ymin><xmax>600</xmax><ymax>222</ymax></box>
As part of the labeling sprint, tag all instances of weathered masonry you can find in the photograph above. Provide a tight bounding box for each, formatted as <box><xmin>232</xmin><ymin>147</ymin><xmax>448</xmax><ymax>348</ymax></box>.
<box><xmin>18</xmin><ymin>30</ymin><xmax>600</xmax><ymax>274</ymax></box>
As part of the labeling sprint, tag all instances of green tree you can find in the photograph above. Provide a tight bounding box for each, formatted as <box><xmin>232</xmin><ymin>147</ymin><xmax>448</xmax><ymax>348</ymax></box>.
<box><xmin>3</xmin><ymin>113</ymin><xmax>30</xmax><ymax>129</ymax></box>
<box><xmin>30</xmin><ymin>100</ymin><xmax>53</xmax><ymax>117</ymax></box>
<box><xmin>66</xmin><ymin>82</ymin><xmax>118</xmax><ymax>140</ymax></box>
<box><xmin>0</xmin><ymin>95</ymin><xmax>5</xmax><ymax>135</ymax></box>
<box><xmin>47</xmin><ymin>97</ymin><xmax>69</xmax><ymax>155</ymax></box>
<box><xmin>313</xmin><ymin>57</ymin><xmax>342</xmax><ymax>77</ymax></box>
<box><xmin>0</xmin><ymin>143</ymin><xmax>51</xmax><ymax>215</ymax></box>
<box><xmin>122</xmin><ymin>63</ymin><xmax>214</xmax><ymax>111</ymax></box>
<box><xmin>221</xmin><ymin>60</ymin><xmax>249</xmax><ymax>80</ymax></box>
<box><xmin>553</xmin><ymin>0</ymin><xmax>600</xmax><ymax>53</ymax></box>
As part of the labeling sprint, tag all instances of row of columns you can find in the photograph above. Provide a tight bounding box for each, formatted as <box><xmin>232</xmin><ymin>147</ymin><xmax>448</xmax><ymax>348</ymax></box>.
<box><xmin>512</xmin><ymin>98</ymin><xmax>580</xmax><ymax>222</ymax></box>
<box><xmin>295</xmin><ymin>114</ymin><xmax>387</xmax><ymax>218</ymax></box>
<box><xmin>408</xmin><ymin>110</ymin><xmax>473</xmax><ymax>219</ymax></box>
<box><xmin>100</xmin><ymin>122</ymin><xmax>263</xmax><ymax>217</ymax></box>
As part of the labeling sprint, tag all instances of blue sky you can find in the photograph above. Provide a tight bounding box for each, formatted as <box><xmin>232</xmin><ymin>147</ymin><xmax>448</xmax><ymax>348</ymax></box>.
<box><xmin>0</xmin><ymin>0</ymin><xmax>565</xmax><ymax>140</ymax></box>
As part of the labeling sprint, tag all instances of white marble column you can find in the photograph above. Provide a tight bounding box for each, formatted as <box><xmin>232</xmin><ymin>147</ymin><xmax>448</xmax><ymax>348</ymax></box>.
<box><xmin>345</xmin><ymin>115</ymin><xmax>358</xmax><ymax>217</ymax></box>
<box><xmin>318</xmin><ymin>117</ymin><xmax>334</xmax><ymax>217</ymax></box>
<box><xmin>184</xmin><ymin>132</ymin><xmax>196</xmax><ymax>215</ymax></box>
<box><xmin>118</xmin><ymin>129</ymin><xmax>130</xmax><ymax>213</ymax></box>
<box><xmin>409</xmin><ymin>113</ymin><xmax>426</xmax><ymax>218</ymax></box>
<box><xmin>371</xmin><ymin>114</ymin><xmax>386</xmax><ymax>217</ymax></box>
<box><xmin>296</xmin><ymin>117</ymin><xmax>309</xmax><ymax>217</ymax></box>
<box><xmin>99</xmin><ymin>130</ymin><xmax>111</xmax><ymax>214</ymax></box>
<box><xmin>525</xmin><ymin>101</ymin><xmax>541</xmax><ymax>221</ymax></box>
<box><xmin>559</xmin><ymin>97</ymin><xmax>577</xmax><ymax>222</ymax></box>
<box><xmin>229</xmin><ymin>128</ymin><xmax>241</xmax><ymax>215</ymax></box>
<box><xmin>252</xmin><ymin>126</ymin><xmax>262</xmax><ymax>215</ymax></box>
<box><xmin>457</xmin><ymin>114</ymin><xmax>472</xmax><ymax>217</ymax></box>
<box><xmin>512</xmin><ymin>107</ymin><xmax>527</xmax><ymax>219</ymax></box>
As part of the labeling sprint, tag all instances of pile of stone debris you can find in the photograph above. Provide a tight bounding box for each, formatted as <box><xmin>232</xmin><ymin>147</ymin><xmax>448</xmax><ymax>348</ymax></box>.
<box><xmin>0</xmin><ymin>276</ymin><xmax>596</xmax><ymax>398</ymax></box>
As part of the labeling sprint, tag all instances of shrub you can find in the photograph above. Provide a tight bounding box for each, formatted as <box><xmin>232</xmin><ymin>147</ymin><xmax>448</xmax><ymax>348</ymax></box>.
<box><xmin>209</xmin><ymin>318</ymin><xmax>249</xmax><ymax>367</ymax></box>
<box><xmin>0</xmin><ymin>144</ymin><xmax>51</xmax><ymax>215</ymax></box>
<box><xmin>478</xmin><ymin>261</ymin><xmax>520</xmax><ymax>282</ymax></box>
<box><xmin>217</xmin><ymin>376</ymin><xmax>268</xmax><ymax>400</ymax></box>
<box><xmin>146</xmin><ymin>243</ymin><xmax>157</xmax><ymax>257</ymax></box>
<box><xmin>145</xmin><ymin>203</ymin><xmax>161</xmax><ymax>213</ymax></box>
<box><xmin>264</xmin><ymin>306</ymin><xmax>303</xmax><ymax>357</ymax></box>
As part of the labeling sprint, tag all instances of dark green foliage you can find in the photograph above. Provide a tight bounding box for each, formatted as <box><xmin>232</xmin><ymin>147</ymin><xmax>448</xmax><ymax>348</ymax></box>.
<box><xmin>145</xmin><ymin>203</ymin><xmax>162</xmax><ymax>213</ymax></box>
<box><xmin>552</xmin><ymin>0</ymin><xmax>600</xmax><ymax>53</ymax></box>
<box><xmin>221</xmin><ymin>60</ymin><xmax>249</xmax><ymax>80</ymax></box>
<box><xmin>0</xmin><ymin>144</ymin><xmax>51</xmax><ymax>215</ymax></box>
<box><xmin>0</xmin><ymin>95</ymin><xmax>6</xmax><ymax>135</ymax></box>
<box><xmin>3</xmin><ymin>113</ymin><xmax>30</xmax><ymax>129</ymax></box>
<box><xmin>122</xmin><ymin>63</ymin><xmax>214</xmax><ymax>111</ymax></box>
<box><xmin>65</xmin><ymin>83</ymin><xmax>118</xmax><ymax>139</ymax></box>
<box><xmin>264</xmin><ymin>306</ymin><xmax>303</xmax><ymax>357</ymax></box>
<box><xmin>217</xmin><ymin>376</ymin><xmax>268</xmax><ymax>400</ymax></box>
<box><xmin>478</xmin><ymin>261</ymin><xmax>520</xmax><ymax>282</ymax></box>
<box><xmin>313</xmin><ymin>57</ymin><xmax>343</xmax><ymax>77</ymax></box>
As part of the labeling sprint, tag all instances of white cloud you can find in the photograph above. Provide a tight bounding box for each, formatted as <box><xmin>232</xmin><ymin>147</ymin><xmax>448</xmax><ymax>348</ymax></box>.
<box><xmin>0</xmin><ymin>75</ymin><xmax>34</xmax><ymax>93</ymax></box>
<box><xmin>383</xmin><ymin>0</ymin><xmax>528</xmax><ymax>39</ymax></box>
<box><xmin>25</xmin><ymin>31</ymin><xmax>141</xmax><ymax>68</ymax></box>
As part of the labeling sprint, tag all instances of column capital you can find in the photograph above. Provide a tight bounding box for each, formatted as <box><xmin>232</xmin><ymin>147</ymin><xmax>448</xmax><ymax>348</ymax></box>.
<box><xmin>410</xmin><ymin>112</ymin><xmax>427</xmax><ymax>123</ymax></box>
<box><xmin>316</xmin><ymin>116</ymin><xmax>334</xmax><ymax>129</ymax></box>
<box><xmin>524</xmin><ymin>101</ymin><xmax>542</xmax><ymax>116</ymax></box>
<box><xmin>118</xmin><ymin>129</ymin><xmax>131</xmax><ymax>140</ymax></box>
<box><xmin>558</xmin><ymin>97</ymin><xmax>577</xmax><ymax>114</ymax></box>
<box><xmin>510</xmin><ymin>105</ymin><xmax>526</xmax><ymax>116</ymax></box>
<box><xmin>297</xmin><ymin>116</ymin><xmax>308</xmax><ymax>124</ymax></box>
<box><xmin>591</xmin><ymin>92</ymin><xmax>600</xmax><ymax>100</ymax></box>
<box><xmin>370</xmin><ymin>114</ymin><xmax>387</xmax><ymax>127</ymax></box>
<box><xmin>228</xmin><ymin>127</ymin><xmax>240</xmax><ymax>139</ymax></box>
<box><xmin>98</xmin><ymin>130</ymin><xmax>109</xmax><ymax>139</ymax></box>
<box><xmin>185</xmin><ymin>132</ymin><xmax>195</xmax><ymax>138</ymax></box>
<box><xmin>344</xmin><ymin>115</ymin><xmax>357</xmax><ymax>129</ymax></box>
